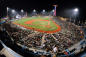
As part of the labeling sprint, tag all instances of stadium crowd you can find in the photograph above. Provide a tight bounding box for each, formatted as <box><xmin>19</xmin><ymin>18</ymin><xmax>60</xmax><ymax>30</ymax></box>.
<box><xmin>1</xmin><ymin>18</ymin><xmax>84</xmax><ymax>55</ymax></box>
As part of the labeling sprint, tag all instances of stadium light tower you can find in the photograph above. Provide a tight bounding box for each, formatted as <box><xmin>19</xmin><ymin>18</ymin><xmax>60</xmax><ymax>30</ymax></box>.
<box><xmin>7</xmin><ymin>7</ymin><xmax>9</xmax><ymax>18</ymax></box>
<box><xmin>73</xmin><ymin>8</ymin><xmax>79</xmax><ymax>22</ymax></box>
<box><xmin>52</xmin><ymin>9</ymin><xmax>54</xmax><ymax>12</ymax></box>
<box><xmin>32</xmin><ymin>9</ymin><xmax>37</xmax><ymax>16</ymax></box>
<box><xmin>73</xmin><ymin>8</ymin><xmax>79</xmax><ymax>15</ymax></box>
<box><xmin>21</xmin><ymin>9</ymin><xmax>24</xmax><ymax>17</ymax></box>
<box><xmin>12</xmin><ymin>9</ymin><xmax>15</xmax><ymax>14</ymax></box>
<box><xmin>42</xmin><ymin>9</ymin><xmax>46</xmax><ymax>16</ymax></box>
<box><xmin>12</xmin><ymin>9</ymin><xmax>16</xmax><ymax>19</ymax></box>
<box><xmin>33</xmin><ymin>9</ymin><xmax>36</xmax><ymax>12</ymax></box>
<box><xmin>49</xmin><ymin>9</ymin><xmax>55</xmax><ymax>16</ymax></box>
<box><xmin>43</xmin><ymin>9</ymin><xmax>45</xmax><ymax>12</ymax></box>
<box><xmin>70</xmin><ymin>8</ymin><xmax>79</xmax><ymax>22</ymax></box>
<box><xmin>7</xmin><ymin>7</ymin><xmax>9</xmax><ymax>12</ymax></box>
<box><xmin>74</xmin><ymin>8</ymin><xmax>79</xmax><ymax>12</ymax></box>
<box><xmin>21</xmin><ymin>9</ymin><xmax>24</xmax><ymax>12</ymax></box>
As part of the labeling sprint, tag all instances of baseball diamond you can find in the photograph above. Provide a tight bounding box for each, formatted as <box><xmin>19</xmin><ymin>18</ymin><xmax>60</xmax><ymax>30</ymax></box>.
<box><xmin>13</xmin><ymin>17</ymin><xmax>61</xmax><ymax>33</ymax></box>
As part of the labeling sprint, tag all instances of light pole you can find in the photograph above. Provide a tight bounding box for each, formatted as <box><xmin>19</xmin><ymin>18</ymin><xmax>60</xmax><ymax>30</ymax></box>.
<box><xmin>32</xmin><ymin>9</ymin><xmax>37</xmax><ymax>16</ymax></box>
<box><xmin>74</xmin><ymin>8</ymin><xmax>78</xmax><ymax>12</ymax></box>
<box><xmin>50</xmin><ymin>9</ymin><xmax>54</xmax><ymax>16</ymax></box>
<box><xmin>73</xmin><ymin>8</ymin><xmax>79</xmax><ymax>19</ymax></box>
<box><xmin>73</xmin><ymin>8</ymin><xmax>79</xmax><ymax>23</ymax></box>
<box><xmin>33</xmin><ymin>9</ymin><xmax>36</xmax><ymax>12</ymax></box>
<box><xmin>21</xmin><ymin>9</ymin><xmax>24</xmax><ymax>17</ymax></box>
<box><xmin>12</xmin><ymin>9</ymin><xmax>15</xmax><ymax>14</ymax></box>
<box><xmin>41</xmin><ymin>9</ymin><xmax>46</xmax><ymax>16</ymax></box>
<box><xmin>43</xmin><ymin>9</ymin><xmax>45</xmax><ymax>13</ymax></box>
<box><xmin>69</xmin><ymin>8</ymin><xmax>79</xmax><ymax>22</ymax></box>
<box><xmin>52</xmin><ymin>9</ymin><xmax>54</xmax><ymax>12</ymax></box>
<box><xmin>7</xmin><ymin>7</ymin><xmax>9</xmax><ymax>18</ymax></box>
<box><xmin>21</xmin><ymin>9</ymin><xmax>24</xmax><ymax>13</ymax></box>
<box><xmin>12</xmin><ymin>9</ymin><xmax>16</xmax><ymax>19</ymax></box>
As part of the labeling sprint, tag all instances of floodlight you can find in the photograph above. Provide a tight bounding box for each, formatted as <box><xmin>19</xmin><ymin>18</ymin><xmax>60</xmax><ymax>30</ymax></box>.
<box><xmin>21</xmin><ymin>9</ymin><xmax>24</xmax><ymax>12</ymax></box>
<box><xmin>43</xmin><ymin>9</ymin><xmax>45</xmax><ymax>12</ymax></box>
<box><xmin>12</xmin><ymin>9</ymin><xmax>15</xmax><ymax>13</ymax></box>
<box><xmin>74</xmin><ymin>8</ymin><xmax>78</xmax><ymax>12</ymax></box>
<box><xmin>33</xmin><ymin>9</ymin><xmax>36</xmax><ymax>12</ymax></box>
<box><xmin>7</xmin><ymin>7</ymin><xmax>9</xmax><ymax>11</ymax></box>
<box><xmin>52</xmin><ymin>10</ymin><xmax>54</xmax><ymax>12</ymax></box>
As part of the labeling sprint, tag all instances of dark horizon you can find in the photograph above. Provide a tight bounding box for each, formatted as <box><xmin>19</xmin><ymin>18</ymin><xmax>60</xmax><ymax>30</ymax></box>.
<box><xmin>0</xmin><ymin>0</ymin><xmax>86</xmax><ymax>21</ymax></box>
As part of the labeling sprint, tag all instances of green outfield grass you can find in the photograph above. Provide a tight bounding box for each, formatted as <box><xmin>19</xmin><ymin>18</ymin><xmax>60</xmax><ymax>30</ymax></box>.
<box><xmin>13</xmin><ymin>16</ymin><xmax>60</xmax><ymax>33</ymax></box>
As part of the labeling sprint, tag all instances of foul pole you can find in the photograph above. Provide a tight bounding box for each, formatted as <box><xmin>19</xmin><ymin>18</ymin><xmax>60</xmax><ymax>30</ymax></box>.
<box><xmin>53</xmin><ymin>5</ymin><xmax>58</xmax><ymax>16</ymax></box>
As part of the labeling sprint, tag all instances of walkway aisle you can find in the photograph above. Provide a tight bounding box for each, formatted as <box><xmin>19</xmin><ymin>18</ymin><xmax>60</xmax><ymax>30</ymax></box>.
<box><xmin>41</xmin><ymin>34</ymin><xmax>46</xmax><ymax>46</ymax></box>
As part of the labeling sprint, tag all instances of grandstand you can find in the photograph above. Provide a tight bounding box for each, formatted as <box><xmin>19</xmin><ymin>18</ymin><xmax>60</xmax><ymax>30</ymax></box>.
<box><xmin>1</xmin><ymin>14</ymin><xmax>85</xmax><ymax>57</ymax></box>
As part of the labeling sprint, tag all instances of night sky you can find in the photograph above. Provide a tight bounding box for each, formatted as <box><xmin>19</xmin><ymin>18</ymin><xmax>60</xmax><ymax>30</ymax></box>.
<box><xmin>0</xmin><ymin>0</ymin><xmax>86</xmax><ymax>21</ymax></box>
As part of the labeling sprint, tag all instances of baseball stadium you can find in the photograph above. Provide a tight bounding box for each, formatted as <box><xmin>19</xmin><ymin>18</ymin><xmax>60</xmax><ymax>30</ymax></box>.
<box><xmin>0</xmin><ymin>6</ymin><xmax>86</xmax><ymax>57</ymax></box>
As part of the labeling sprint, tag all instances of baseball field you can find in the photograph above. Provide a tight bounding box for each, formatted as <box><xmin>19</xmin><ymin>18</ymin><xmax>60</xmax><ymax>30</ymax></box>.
<box><xmin>13</xmin><ymin>16</ymin><xmax>61</xmax><ymax>33</ymax></box>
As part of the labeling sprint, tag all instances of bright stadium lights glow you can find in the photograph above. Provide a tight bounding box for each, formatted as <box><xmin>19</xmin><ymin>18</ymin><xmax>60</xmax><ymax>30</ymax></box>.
<box><xmin>52</xmin><ymin>9</ymin><xmax>54</xmax><ymax>12</ymax></box>
<box><xmin>12</xmin><ymin>9</ymin><xmax>15</xmax><ymax>13</ymax></box>
<box><xmin>21</xmin><ymin>9</ymin><xmax>24</xmax><ymax>12</ymax></box>
<box><xmin>7</xmin><ymin>7</ymin><xmax>9</xmax><ymax>17</ymax></box>
<box><xmin>73</xmin><ymin>8</ymin><xmax>79</xmax><ymax>15</ymax></box>
<box><xmin>72</xmin><ymin>8</ymin><xmax>79</xmax><ymax>23</ymax></box>
<box><xmin>74</xmin><ymin>8</ymin><xmax>78</xmax><ymax>12</ymax></box>
<box><xmin>41</xmin><ymin>9</ymin><xmax>46</xmax><ymax>16</ymax></box>
<box><xmin>73</xmin><ymin>8</ymin><xmax>79</xmax><ymax>18</ymax></box>
<box><xmin>32</xmin><ymin>9</ymin><xmax>37</xmax><ymax>16</ymax></box>
<box><xmin>33</xmin><ymin>9</ymin><xmax>36</xmax><ymax>12</ymax></box>
<box><xmin>49</xmin><ymin>9</ymin><xmax>55</xmax><ymax>16</ymax></box>
<box><xmin>7</xmin><ymin>7</ymin><xmax>9</xmax><ymax>11</ymax></box>
<box><xmin>69</xmin><ymin>8</ymin><xmax>79</xmax><ymax>20</ymax></box>
<box><xmin>43</xmin><ymin>9</ymin><xmax>45</xmax><ymax>12</ymax></box>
